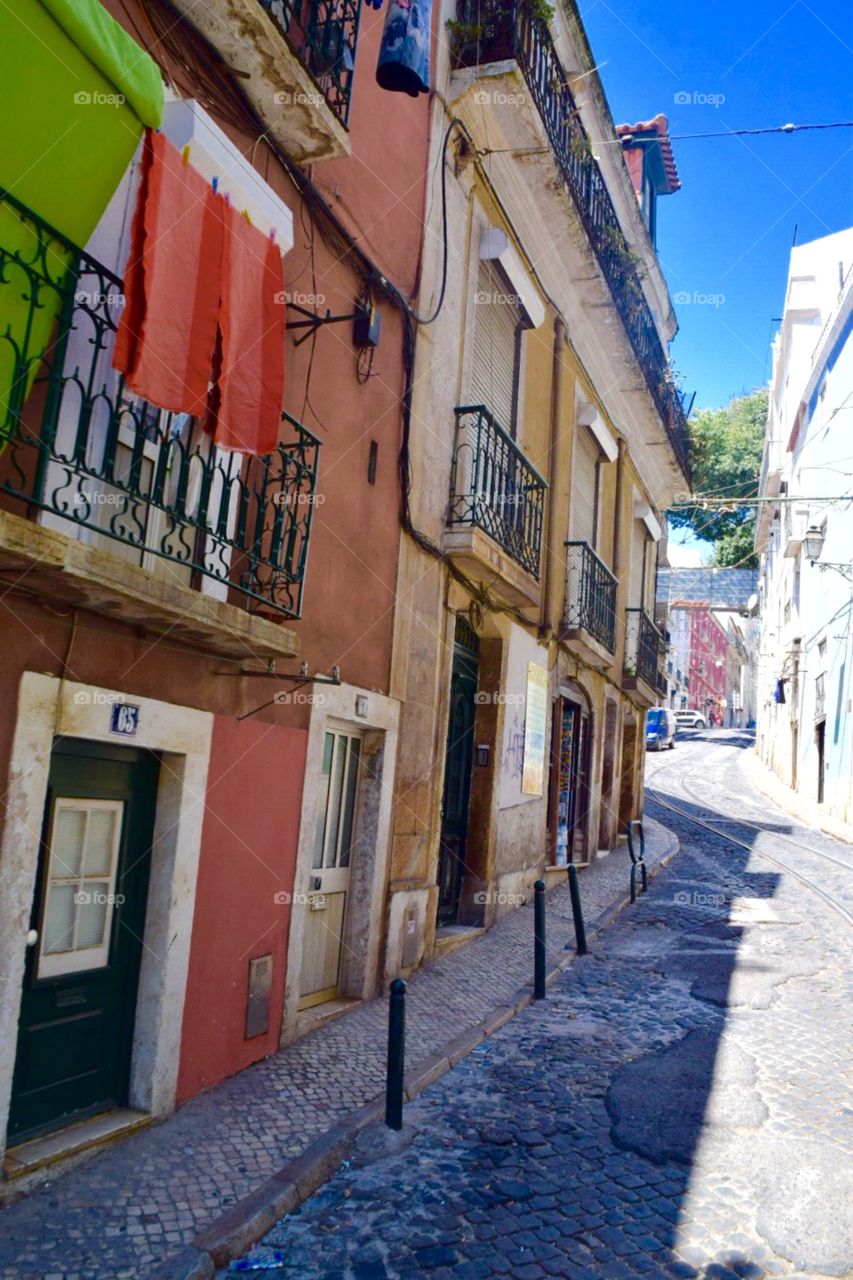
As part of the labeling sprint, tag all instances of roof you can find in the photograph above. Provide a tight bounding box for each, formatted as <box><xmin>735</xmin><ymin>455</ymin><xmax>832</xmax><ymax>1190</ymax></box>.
<box><xmin>656</xmin><ymin>567</ymin><xmax>759</xmax><ymax>610</ymax></box>
<box><xmin>615</xmin><ymin>114</ymin><xmax>681</xmax><ymax>194</ymax></box>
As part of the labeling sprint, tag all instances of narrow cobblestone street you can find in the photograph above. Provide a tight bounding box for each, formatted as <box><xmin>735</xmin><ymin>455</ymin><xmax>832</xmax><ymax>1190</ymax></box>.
<box><xmin>0</xmin><ymin>804</ymin><xmax>675</xmax><ymax>1280</ymax></box>
<box><xmin>228</xmin><ymin>733</ymin><xmax>852</xmax><ymax>1280</ymax></box>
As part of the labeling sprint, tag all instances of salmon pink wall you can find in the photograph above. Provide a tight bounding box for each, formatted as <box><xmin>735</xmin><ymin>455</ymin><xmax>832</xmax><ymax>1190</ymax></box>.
<box><xmin>176</xmin><ymin>714</ymin><xmax>307</xmax><ymax>1102</ymax></box>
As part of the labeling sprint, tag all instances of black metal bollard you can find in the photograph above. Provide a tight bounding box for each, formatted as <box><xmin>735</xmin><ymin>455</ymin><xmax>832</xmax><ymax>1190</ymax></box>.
<box><xmin>567</xmin><ymin>864</ymin><xmax>587</xmax><ymax>955</ymax></box>
<box><xmin>385</xmin><ymin>978</ymin><xmax>406</xmax><ymax>1130</ymax></box>
<box><xmin>627</xmin><ymin>820</ymin><xmax>647</xmax><ymax>903</ymax></box>
<box><xmin>534</xmin><ymin>879</ymin><xmax>546</xmax><ymax>1000</ymax></box>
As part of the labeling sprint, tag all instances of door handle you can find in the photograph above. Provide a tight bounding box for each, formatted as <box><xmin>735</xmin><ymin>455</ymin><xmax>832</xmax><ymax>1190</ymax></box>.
<box><xmin>25</xmin><ymin>929</ymin><xmax>38</xmax><ymax>948</ymax></box>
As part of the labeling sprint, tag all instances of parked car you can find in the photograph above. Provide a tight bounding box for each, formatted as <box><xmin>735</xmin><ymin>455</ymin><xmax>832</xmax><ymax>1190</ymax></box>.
<box><xmin>646</xmin><ymin>707</ymin><xmax>677</xmax><ymax>750</ymax></box>
<box><xmin>675</xmin><ymin>709</ymin><xmax>707</xmax><ymax>730</ymax></box>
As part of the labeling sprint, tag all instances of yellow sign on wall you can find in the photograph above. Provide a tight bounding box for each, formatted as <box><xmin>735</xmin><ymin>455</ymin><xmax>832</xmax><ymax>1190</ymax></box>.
<box><xmin>521</xmin><ymin>661</ymin><xmax>548</xmax><ymax>796</ymax></box>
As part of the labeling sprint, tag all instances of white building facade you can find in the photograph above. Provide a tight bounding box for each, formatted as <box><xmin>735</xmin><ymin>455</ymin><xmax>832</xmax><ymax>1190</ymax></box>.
<box><xmin>755</xmin><ymin>228</ymin><xmax>853</xmax><ymax>820</ymax></box>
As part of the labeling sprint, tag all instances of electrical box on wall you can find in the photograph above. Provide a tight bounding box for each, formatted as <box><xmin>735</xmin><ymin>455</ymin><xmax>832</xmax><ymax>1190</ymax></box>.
<box><xmin>353</xmin><ymin>303</ymin><xmax>381</xmax><ymax>348</ymax></box>
<box><xmin>401</xmin><ymin>906</ymin><xmax>420</xmax><ymax>967</ymax></box>
<box><xmin>245</xmin><ymin>954</ymin><xmax>273</xmax><ymax>1039</ymax></box>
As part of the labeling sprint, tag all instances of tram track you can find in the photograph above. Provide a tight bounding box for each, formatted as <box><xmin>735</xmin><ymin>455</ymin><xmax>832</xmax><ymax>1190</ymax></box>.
<box><xmin>645</xmin><ymin>739</ymin><xmax>853</xmax><ymax>929</ymax></box>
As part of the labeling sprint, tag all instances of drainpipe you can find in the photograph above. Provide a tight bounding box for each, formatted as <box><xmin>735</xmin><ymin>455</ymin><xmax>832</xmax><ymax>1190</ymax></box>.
<box><xmin>612</xmin><ymin>437</ymin><xmax>625</xmax><ymax>588</ymax></box>
<box><xmin>540</xmin><ymin>316</ymin><xmax>565</xmax><ymax>634</ymax></box>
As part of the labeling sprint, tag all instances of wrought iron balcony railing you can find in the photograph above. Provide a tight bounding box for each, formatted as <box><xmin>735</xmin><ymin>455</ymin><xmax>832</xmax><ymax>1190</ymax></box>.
<box><xmin>259</xmin><ymin>0</ymin><xmax>361</xmax><ymax>125</ymax></box>
<box><xmin>564</xmin><ymin>541</ymin><xmax>617</xmax><ymax>653</ymax></box>
<box><xmin>625</xmin><ymin>607</ymin><xmax>666</xmax><ymax>692</ymax></box>
<box><xmin>0</xmin><ymin>186</ymin><xmax>320</xmax><ymax>619</ymax></box>
<box><xmin>448</xmin><ymin>404</ymin><xmax>547</xmax><ymax>578</ymax></box>
<box><xmin>452</xmin><ymin>0</ymin><xmax>691</xmax><ymax>481</ymax></box>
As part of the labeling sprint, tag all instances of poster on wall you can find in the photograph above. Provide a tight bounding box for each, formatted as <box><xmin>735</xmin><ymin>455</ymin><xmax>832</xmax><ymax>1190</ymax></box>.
<box><xmin>500</xmin><ymin>627</ymin><xmax>548</xmax><ymax>809</ymax></box>
<box><xmin>521</xmin><ymin>661</ymin><xmax>548</xmax><ymax>796</ymax></box>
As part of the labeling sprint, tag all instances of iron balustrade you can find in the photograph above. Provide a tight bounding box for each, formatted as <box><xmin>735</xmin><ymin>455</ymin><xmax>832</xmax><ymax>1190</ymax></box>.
<box><xmin>0</xmin><ymin>186</ymin><xmax>320</xmax><ymax>619</ymax></box>
<box><xmin>449</xmin><ymin>404</ymin><xmax>547</xmax><ymax>578</ymax></box>
<box><xmin>564</xmin><ymin>541</ymin><xmax>617</xmax><ymax>652</ymax></box>
<box><xmin>625</xmin><ymin>608</ymin><xmax>665</xmax><ymax>691</ymax></box>
<box><xmin>452</xmin><ymin>0</ymin><xmax>691</xmax><ymax>481</ymax></box>
<box><xmin>259</xmin><ymin>0</ymin><xmax>361</xmax><ymax>125</ymax></box>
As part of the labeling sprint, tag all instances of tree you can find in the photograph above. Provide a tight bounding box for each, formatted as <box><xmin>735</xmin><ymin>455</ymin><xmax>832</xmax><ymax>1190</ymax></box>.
<box><xmin>669</xmin><ymin>388</ymin><xmax>767</xmax><ymax>569</ymax></box>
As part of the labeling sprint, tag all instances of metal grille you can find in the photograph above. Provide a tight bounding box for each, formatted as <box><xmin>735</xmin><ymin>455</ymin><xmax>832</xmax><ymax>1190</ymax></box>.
<box><xmin>259</xmin><ymin>0</ymin><xmax>362</xmax><ymax>126</ymax></box>
<box><xmin>448</xmin><ymin>403</ymin><xmax>547</xmax><ymax>578</ymax></box>
<box><xmin>0</xmin><ymin>186</ymin><xmax>320</xmax><ymax>619</ymax></box>
<box><xmin>625</xmin><ymin>608</ymin><xmax>666</xmax><ymax>691</ymax></box>
<box><xmin>564</xmin><ymin>541</ymin><xmax>616</xmax><ymax>652</ymax></box>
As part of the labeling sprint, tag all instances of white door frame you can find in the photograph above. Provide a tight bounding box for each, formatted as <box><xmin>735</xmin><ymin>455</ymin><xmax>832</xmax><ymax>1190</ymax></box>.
<box><xmin>0</xmin><ymin>672</ymin><xmax>212</xmax><ymax>1160</ymax></box>
<box><xmin>281</xmin><ymin>683</ymin><xmax>399</xmax><ymax>1043</ymax></box>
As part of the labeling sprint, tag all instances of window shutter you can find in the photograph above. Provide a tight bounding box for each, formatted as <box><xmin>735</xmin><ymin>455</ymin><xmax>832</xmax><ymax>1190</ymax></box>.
<box><xmin>571</xmin><ymin>425</ymin><xmax>599</xmax><ymax>547</ymax></box>
<box><xmin>469</xmin><ymin>261</ymin><xmax>519</xmax><ymax>432</ymax></box>
<box><xmin>629</xmin><ymin>518</ymin><xmax>646</xmax><ymax>607</ymax></box>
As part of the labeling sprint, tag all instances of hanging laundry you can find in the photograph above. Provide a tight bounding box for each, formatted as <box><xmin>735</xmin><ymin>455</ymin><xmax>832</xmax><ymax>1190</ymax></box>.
<box><xmin>205</xmin><ymin>203</ymin><xmax>285</xmax><ymax>457</ymax></box>
<box><xmin>773</xmin><ymin>678</ymin><xmax>786</xmax><ymax>705</ymax></box>
<box><xmin>114</xmin><ymin>129</ymin><xmax>224</xmax><ymax>415</ymax></box>
<box><xmin>375</xmin><ymin>0</ymin><xmax>432</xmax><ymax>96</ymax></box>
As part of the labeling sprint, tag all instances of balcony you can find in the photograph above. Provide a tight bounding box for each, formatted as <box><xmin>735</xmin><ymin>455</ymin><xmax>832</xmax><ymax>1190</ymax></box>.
<box><xmin>169</xmin><ymin>0</ymin><xmax>360</xmax><ymax>161</ymax></box>
<box><xmin>562</xmin><ymin>541</ymin><xmax>617</xmax><ymax>665</ymax></box>
<box><xmin>258</xmin><ymin>0</ymin><xmax>359</xmax><ymax>125</ymax></box>
<box><xmin>445</xmin><ymin>405</ymin><xmax>547</xmax><ymax>605</ymax></box>
<box><xmin>451</xmin><ymin>0</ymin><xmax>691</xmax><ymax>482</ymax></box>
<box><xmin>623</xmin><ymin>608</ymin><xmax>666</xmax><ymax>702</ymax></box>
<box><xmin>0</xmin><ymin>187</ymin><xmax>320</xmax><ymax>659</ymax></box>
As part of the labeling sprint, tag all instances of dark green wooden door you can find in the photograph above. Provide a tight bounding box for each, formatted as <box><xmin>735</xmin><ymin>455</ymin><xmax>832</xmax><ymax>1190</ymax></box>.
<box><xmin>8</xmin><ymin>740</ymin><xmax>159</xmax><ymax>1143</ymax></box>
<box><xmin>437</xmin><ymin>621</ymin><xmax>479</xmax><ymax>926</ymax></box>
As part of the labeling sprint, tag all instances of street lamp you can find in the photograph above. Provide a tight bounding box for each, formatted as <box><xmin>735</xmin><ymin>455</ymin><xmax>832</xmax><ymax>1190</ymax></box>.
<box><xmin>803</xmin><ymin>525</ymin><xmax>825</xmax><ymax>562</ymax></box>
<box><xmin>803</xmin><ymin>524</ymin><xmax>853</xmax><ymax>580</ymax></box>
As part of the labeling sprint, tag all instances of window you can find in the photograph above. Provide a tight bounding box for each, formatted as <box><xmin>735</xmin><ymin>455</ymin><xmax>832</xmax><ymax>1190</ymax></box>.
<box><xmin>312</xmin><ymin>732</ymin><xmax>362</xmax><ymax>871</ymax></box>
<box><xmin>38</xmin><ymin>800</ymin><xmax>123</xmax><ymax>979</ymax></box>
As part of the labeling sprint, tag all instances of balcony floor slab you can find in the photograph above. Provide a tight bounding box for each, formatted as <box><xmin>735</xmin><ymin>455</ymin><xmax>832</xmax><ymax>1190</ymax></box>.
<box><xmin>0</xmin><ymin>509</ymin><xmax>299</xmax><ymax>660</ymax></box>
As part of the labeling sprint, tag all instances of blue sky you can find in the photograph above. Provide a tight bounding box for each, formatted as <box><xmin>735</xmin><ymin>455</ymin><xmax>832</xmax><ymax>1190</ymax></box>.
<box><xmin>579</xmin><ymin>0</ymin><xmax>853</xmax><ymax>414</ymax></box>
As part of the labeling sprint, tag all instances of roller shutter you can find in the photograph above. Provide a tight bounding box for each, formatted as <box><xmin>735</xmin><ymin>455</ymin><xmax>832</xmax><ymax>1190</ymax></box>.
<box><xmin>469</xmin><ymin>261</ymin><xmax>519</xmax><ymax>432</ymax></box>
<box><xmin>571</xmin><ymin>425</ymin><xmax>600</xmax><ymax>547</ymax></box>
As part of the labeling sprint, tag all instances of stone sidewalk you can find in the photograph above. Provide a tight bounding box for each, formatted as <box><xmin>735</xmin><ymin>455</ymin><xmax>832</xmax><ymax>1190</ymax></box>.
<box><xmin>0</xmin><ymin>821</ymin><xmax>676</xmax><ymax>1280</ymax></box>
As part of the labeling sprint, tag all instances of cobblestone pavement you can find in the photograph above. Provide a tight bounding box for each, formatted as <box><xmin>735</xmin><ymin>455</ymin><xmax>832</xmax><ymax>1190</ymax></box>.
<box><xmin>0</xmin><ymin>815</ymin><xmax>674</xmax><ymax>1279</ymax></box>
<box><xmin>230</xmin><ymin>734</ymin><xmax>853</xmax><ymax>1280</ymax></box>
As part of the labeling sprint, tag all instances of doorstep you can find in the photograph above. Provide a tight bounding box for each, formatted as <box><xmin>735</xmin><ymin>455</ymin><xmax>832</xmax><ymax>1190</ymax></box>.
<box><xmin>295</xmin><ymin>997</ymin><xmax>362</xmax><ymax>1041</ymax></box>
<box><xmin>433</xmin><ymin>925</ymin><xmax>485</xmax><ymax>960</ymax></box>
<box><xmin>2</xmin><ymin>1108</ymin><xmax>151</xmax><ymax>1183</ymax></box>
